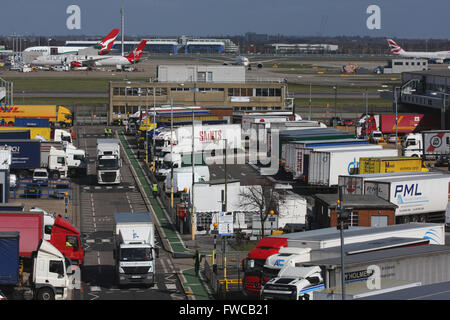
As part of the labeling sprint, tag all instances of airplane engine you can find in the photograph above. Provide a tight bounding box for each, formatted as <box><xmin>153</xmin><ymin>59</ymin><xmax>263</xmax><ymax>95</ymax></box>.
<box><xmin>257</xmin><ymin>63</ymin><xmax>263</xmax><ymax>68</ymax></box>
<box><xmin>71</xmin><ymin>61</ymin><xmax>82</xmax><ymax>68</ymax></box>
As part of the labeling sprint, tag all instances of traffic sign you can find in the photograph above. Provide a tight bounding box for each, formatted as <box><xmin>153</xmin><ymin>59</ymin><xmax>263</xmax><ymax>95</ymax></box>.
<box><xmin>218</xmin><ymin>211</ymin><xmax>233</xmax><ymax>236</ymax></box>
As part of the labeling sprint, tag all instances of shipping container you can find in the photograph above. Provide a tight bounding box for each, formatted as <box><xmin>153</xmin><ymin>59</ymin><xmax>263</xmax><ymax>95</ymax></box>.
<box><xmin>359</xmin><ymin>157</ymin><xmax>427</xmax><ymax>174</ymax></box>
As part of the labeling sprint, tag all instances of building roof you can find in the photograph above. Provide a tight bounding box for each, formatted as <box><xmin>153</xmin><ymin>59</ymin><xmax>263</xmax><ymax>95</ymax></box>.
<box><xmin>315</xmin><ymin>193</ymin><xmax>398</xmax><ymax>209</ymax></box>
<box><xmin>404</xmin><ymin>70</ymin><xmax>450</xmax><ymax>78</ymax></box>
<box><xmin>359</xmin><ymin>280</ymin><xmax>450</xmax><ymax>300</ymax></box>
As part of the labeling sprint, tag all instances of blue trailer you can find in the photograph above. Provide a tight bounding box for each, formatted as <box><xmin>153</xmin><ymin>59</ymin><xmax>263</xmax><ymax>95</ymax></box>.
<box><xmin>0</xmin><ymin>232</ymin><xmax>20</xmax><ymax>286</ymax></box>
<box><xmin>0</xmin><ymin>140</ymin><xmax>41</xmax><ymax>170</ymax></box>
<box><xmin>0</xmin><ymin>130</ymin><xmax>30</xmax><ymax>140</ymax></box>
<box><xmin>14</xmin><ymin>118</ymin><xmax>50</xmax><ymax>128</ymax></box>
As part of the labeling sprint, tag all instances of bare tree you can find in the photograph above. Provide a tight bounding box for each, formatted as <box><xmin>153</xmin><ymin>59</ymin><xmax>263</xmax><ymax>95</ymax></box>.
<box><xmin>239</xmin><ymin>184</ymin><xmax>281</xmax><ymax>238</ymax></box>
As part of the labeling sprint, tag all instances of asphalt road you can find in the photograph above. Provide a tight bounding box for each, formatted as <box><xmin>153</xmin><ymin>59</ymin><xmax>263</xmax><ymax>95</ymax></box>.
<box><xmin>71</xmin><ymin>125</ymin><xmax>185</xmax><ymax>300</ymax></box>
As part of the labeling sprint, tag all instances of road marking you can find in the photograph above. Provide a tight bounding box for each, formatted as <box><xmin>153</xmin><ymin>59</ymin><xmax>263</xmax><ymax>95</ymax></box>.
<box><xmin>90</xmin><ymin>286</ymin><xmax>101</xmax><ymax>292</ymax></box>
<box><xmin>166</xmin><ymin>283</ymin><xmax>177</xmax><ymax>290</ymax></box>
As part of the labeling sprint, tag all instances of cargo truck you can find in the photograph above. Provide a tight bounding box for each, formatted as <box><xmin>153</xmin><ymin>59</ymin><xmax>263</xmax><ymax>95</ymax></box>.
<box><xmin>0</xmin><ymin>212</ymin><xmax>84</xmax><ymax>265</ymax></box>
<box><xmin>262</xmin><ymin>236</ymin><xmax>431</xmax><ymax>300</ymax></box>
<box><xmin>359</xmin><ymin>156</ymin><xmax>428</xmax><ymax>174</ymax></box>
<box><xmin>156</xmin><ymin>124</ymin><xmax>243</xmax><ymax>170</ymax></box>
<box><xmin>0</xmin><ymin>232</ymin><xmax>74</xmax><ymax>300</ymax></box>
<box><xmin>0</xmin><ymin>105</ymin><xmax>72</xmax><ymax>127</ymax></box>
<box><xmin>113</xmin><ymin>212</ymin><xmax>158</xmax><ymax>287</ymax></box>
<box><xmin>403</xmin><ymin>130</ymin><xmax>450</xmax><ymax>166</ymax></box>
<box><xmin>306</xmin><ymin>147</ymin><xmax>398</xmax><ymax>187</ymax></box>
<box><xmin>356</xmin><ymin>114</ymin><xmax>440</xmax><ymax>138</ymax></box>
<box><xmin>0</xmin><ymin>139</ymin><xmax>68</xmax><ymax>178</ymax></box>
<box><xmin>242</xmin><ymin>223</ymin><xmax>444</xmax><ymax>296</ymax></box>
<box><xmin>363</xmin><ymin>174</ymin><xmax>450</xmax><ymax>223</ymax></box>
<box><xmin>163</xmin><ymin>166</ymin><xmax>210</xmax><ymax>194</ymax></box>
<box><xmin>97</xmin><ymin>139</ymin><xmax>121</xmax><ymax>184</ymax></box>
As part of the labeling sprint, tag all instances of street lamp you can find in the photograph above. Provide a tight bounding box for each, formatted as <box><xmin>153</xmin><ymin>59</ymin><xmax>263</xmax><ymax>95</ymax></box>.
<box><xmin>333</xmin><ymin>85</ymin><xmax>337</xmax><ymax>126</ymax></box>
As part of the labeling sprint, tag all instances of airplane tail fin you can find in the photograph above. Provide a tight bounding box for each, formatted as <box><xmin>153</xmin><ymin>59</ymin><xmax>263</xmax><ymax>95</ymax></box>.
<box><xmin>96</xmin><ymin>28</ymin><xmax>120</xmax><ymax>55</ymax></box>
<box><xmin>387</xmin><ymin>39</ymin><xmax>405</xmax><ymax>55</ymax></box>
<box><xmin>126</xmin><ymin>40</ymin><xmax>147</xmax><ymax>63</ymax></box>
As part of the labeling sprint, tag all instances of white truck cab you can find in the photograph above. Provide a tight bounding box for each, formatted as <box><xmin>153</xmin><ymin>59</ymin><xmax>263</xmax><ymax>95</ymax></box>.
<box><xmin>262</xmin><ymin>265</ymin><xmax>324</xmax><ymax>300</ymax></box>
<box><xmin>32</xmin><ymin>240</ymin><xmax>73</xmax><ymax>300</ymax></box>
<box><xmin>402</xmin><ymin>133</ymin><xmax>423</xmax><ymax>157</ymax></box>
<box><xmin>263</xmin><ymin>247</ymin><xmax>312</xmax><ymax>278</ymax></box>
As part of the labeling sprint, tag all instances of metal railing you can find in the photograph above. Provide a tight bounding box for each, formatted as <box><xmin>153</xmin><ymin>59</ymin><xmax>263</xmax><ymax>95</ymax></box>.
<box><xmin>10</xmin><ymin>178</ymin><xmax>71</xmax><ymax>199</ymax></box>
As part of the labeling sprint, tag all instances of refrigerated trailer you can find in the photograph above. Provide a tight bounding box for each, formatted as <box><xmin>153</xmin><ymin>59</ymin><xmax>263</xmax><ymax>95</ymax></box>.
<box><xmin>306</xmin><ymin>148</ymin><xmax>398</xmax><ymax>186</ymax></box>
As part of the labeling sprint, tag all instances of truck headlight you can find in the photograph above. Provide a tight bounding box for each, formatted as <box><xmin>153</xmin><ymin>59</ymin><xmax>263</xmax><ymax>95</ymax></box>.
<box><xmin>119</xmin><ymin>267</ymin><xmax>125</xmax><ymax>274</ymax></box>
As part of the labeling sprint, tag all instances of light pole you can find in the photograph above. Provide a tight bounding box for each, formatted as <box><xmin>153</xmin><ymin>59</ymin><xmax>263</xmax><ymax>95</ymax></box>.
<box><xmin>333</xmin><ymin>85</ymin><xmax>337</xmax><ymax>126</ymax></box>
<box><xmin>309</xmin><ymin>83</ymin><xmax>312</xmax><ymax>121</ymax></box>
<box><xmin>269</xmin><ymin>210</ymin><xmax>275</xmax><ymax>235</ymax></box>
<box><xmin>170</xmin><ymin>98</ymin><xmax>174</xmax><ymax>209</ymax></box>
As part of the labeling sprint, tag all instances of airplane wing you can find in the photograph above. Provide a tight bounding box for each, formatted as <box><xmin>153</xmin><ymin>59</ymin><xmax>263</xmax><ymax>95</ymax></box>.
<box><xmin>66</xmin><ymin>55</ymin><xmax>112</xmax><ymax>67</ymax></box>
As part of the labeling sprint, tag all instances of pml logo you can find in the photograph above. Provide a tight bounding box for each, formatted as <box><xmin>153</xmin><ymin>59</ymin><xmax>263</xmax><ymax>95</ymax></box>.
<box><xmin>394</xmin><ymin>184</ymin><xmax>422</xmax><ymax>198</ymax></box>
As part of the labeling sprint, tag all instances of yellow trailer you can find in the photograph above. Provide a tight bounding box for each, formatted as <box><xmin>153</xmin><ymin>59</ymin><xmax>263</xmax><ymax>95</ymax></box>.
<box><xmin>0</xmin><ymin>127</ymin><xmax>51</xmax><ymax>140</ymax></box>
<box><xmin>359</xmin><ymin>157</ymin><xmax>428</xmax><ymax>174</ymax></box>
<box><xmin>0</xmin><ymin>105</ymin><xmax>72</xmax><ymax>127</ymax></box>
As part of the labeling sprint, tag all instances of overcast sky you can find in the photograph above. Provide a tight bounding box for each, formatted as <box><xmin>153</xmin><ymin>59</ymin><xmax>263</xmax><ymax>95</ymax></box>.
<box><xmin>1</xmin><ymin>0</ymin><xmax>449</xmax><ymax>39</ymax></box>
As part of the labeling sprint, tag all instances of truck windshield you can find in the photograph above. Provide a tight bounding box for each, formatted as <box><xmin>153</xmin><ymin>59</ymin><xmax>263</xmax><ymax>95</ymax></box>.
<box><xmin>120</xmin><ymin>248</ymin><xmax>152</xmax><ymax>261</ymax></box>
<box><xmin>98</xmin><ymin>159</ymin><xmax>119</xmax><ymax>169</ymax></box>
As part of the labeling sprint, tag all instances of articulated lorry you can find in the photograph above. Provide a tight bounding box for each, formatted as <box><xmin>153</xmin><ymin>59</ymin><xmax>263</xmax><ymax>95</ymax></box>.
<box><xmin>0</xmin><ymin>211</ymin><xmax>84</xmax><ymax>266</ymax></box>
<box><xmin>0</xmin><ymin>139</ymin><xmax>68</xmax><ymax>178</ymax></box>
<box><xmin>356</xmin><ymin>114</ymin><xmax>440</xmax><ymax>138</ymax></box>
<box><xmin>96</xmin><ymin>139</ymin><xmax>121</xmax><ymax>184</ymax></box>
<box><xmin>0</xmin><ymin>105</ymin><xmax>73</xmax><ymax>127</ymax></box>
<box><xmin>242</xmin><ymin>223</ymin><xmax>444</xmax><ymax>296</ymax></box>
<box><xmin>114</xmin><ymin>212</ymin><xmax>158</xmax><ymax>287</ymax></box>
<box><xmin>261</xmin><ymin>236</ymin><xmax>433</xmax><ymax>300</ymax></box>
<box><xmin>0</xmin><ymin>232</ymin><xmax>75</xmax><ymax>300</ymax></box>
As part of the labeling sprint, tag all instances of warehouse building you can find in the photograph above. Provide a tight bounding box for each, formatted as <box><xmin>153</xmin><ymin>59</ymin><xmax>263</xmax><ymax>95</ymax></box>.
<box><xmin>398</xmin><ymin>70</ymin><xmax>450</xmax><ymax>129</ymax></box>
<box><xmin>157</xmin><ymin>65</ymin><xmax>246</xmax><ymax>83</ymax></box>
<box><xmin>379</xmin><ymin>58</ymin><xmax>428</xmax><ymax>74</ymax></box>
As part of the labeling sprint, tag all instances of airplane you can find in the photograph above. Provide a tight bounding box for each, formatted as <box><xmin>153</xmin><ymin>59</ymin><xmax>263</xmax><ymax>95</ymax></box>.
<box><xmin>387</xmin><ymin>39</ymin><xmax>450</xmax><ymax>64</ymax></box>
<box><xmin>23</xmin><ymin>28</ymin><xmax>120</xmax><ymax>56</ymax></box>
<box><xmin>221</xmin><ymin>55</ymin><xmax>283</xmax><ymax>70</ymax></box>
<box><xmin>31</xmin><ymin>40</ymin><xmax>147</xmax><ymax>68</ymax></box>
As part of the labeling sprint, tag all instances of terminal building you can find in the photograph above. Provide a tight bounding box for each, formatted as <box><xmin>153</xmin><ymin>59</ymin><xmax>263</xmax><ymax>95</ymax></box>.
<box><xmin>108</xmin><ymin>66</ymin><xmax>293</xmax><ymax>124</ymax></box>
<box><xmin>396</xmin><ymin>70</ymin><xmax>449</xmax><ymax>129</ymax></box>
<box><xmin>264</xmin><ymin>43</ymin><xmax>339</xmax><ymax>54</ymax></box>
<box><xmin>65</xmin><ymin>36</ymin><xmax>239</xmax><ymax>55</ymax></box>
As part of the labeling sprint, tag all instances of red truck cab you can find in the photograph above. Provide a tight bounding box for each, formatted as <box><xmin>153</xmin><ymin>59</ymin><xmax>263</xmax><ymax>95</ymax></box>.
<box><xmin>51</xmin><ymin>215</ymin><xmax>84</xmax><ymax>266</ymax></box>
<box><xmin>242</xmin><ymin>237</ymin><xmax>287</xmax><ymax>296</ymax></box>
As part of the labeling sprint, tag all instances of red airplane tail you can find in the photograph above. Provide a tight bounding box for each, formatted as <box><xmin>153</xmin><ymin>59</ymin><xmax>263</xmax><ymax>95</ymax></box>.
<box><xmin>126</xmin><ymin>40</ymin><xmax>147</xmax><ymax>63</ymax></box>
<box><xmin>96</xmin><ymin>28</ymin><xmax>120</xmax><ymax>55</ymax></box>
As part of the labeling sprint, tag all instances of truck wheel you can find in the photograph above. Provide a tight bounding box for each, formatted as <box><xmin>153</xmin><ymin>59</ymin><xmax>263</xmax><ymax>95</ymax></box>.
<box><xmin>37</xmin><ymin>288</ymin><xmax>55</xmax><ymax>300</ymax></box>
<box><xmin>51</xmin><ymin>172</ymin><xmax>60</xmax><ymax>179</ymax></box>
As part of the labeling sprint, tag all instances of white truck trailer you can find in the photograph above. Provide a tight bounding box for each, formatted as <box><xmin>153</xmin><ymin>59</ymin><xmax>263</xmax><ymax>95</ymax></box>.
<box><xmin>96</xmin><ymin>139</ymin><xmax>121</xmax><ymax>184</ymax></box>
<box><xmin>363</xmin><ymin>174</ymin><xmax>450</xmax><ymax>223</ymax></box>
<box><xmin>164</xmin><ymin>165</ymin><xmax>210</xmax><ymax>194</ymax></box>
<box><xmin>113</xmin><ymin>212</ymin><xmax>157</xmax><ymax>287</ymax></box>
<box><xmin>306</xmin><ymin>147</ymin><xmax>398</xmax><ymax>186</ymax></box>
